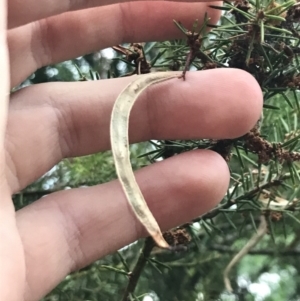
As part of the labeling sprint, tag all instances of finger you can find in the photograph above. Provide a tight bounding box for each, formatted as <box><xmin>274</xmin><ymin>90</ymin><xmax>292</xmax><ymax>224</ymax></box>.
<box><xmin>7</xmin><ymin>69</ymin><xmax>262</xmax><ymax>192</ymax></box>
<box><xmin>0</xmin><ymin>0</ymin><xmax>9</xmax><ymax>154</ymax></box>
<box><xmin>0</xmin><ymin>3</ymin><xmax>26</xmax><ymax>300</ymax></box>
<box><xmin>8</xmin><ymin>2</ymin><xmax>221</xmax><ymax>87</ymax></box>
<box><xmin>16</xmin><ymin>149</ymin><xmax>230</xmax><ymax>301</ymax></box>
<box><xmin>8</xmin><ymin>0</ymin><xmax>216</xmax><ymax>29</ymax></box>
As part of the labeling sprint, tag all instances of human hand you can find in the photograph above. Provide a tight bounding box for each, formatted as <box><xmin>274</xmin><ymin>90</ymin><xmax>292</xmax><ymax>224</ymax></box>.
<box><xmin>0</xmin><ymin>0</ymin><xmax>263</xmax><ymax>300</ymax></box>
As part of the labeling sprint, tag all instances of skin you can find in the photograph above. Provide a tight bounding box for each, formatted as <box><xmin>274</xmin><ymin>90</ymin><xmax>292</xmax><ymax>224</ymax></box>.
<box><xmin>0</xmin><ymin>0</ymin><xmax>263</xmax><ymax>300</ymax></box>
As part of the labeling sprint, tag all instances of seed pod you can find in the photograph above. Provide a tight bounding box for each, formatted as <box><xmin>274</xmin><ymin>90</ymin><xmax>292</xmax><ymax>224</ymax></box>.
<box><xmin>110</xmin><ymin>72</ymin><xmax>180</xmax><ymax>248</ymax></box>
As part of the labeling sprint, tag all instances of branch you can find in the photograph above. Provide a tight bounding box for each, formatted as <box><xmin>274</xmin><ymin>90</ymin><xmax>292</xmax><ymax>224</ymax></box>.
<box><xmin>122</xmin><ymin>238</ymin><xmax>154</xmax><ymax>301</ymax></box>
<box><xmin>210</xmin><ymin>245</ymin><xmax>300</xmax><ymax>256</ymax></box>
<box><xmin>223</xmin><ymin>215</ymin><xmax>267</xmax><ymax>292</ymax></box>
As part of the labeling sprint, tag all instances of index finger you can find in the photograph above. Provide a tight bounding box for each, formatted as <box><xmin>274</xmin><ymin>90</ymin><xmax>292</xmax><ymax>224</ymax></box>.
<box><xmin>8</xmin><ymin>0</ymin><xmax>218</xmax><ymax>29</ymax></box>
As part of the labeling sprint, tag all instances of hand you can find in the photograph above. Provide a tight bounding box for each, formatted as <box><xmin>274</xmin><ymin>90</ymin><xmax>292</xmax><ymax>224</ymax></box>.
<box><xmin>0</xmin><ymin>0</ymin><xmax>263</xmax><ymax>300</ymax></box>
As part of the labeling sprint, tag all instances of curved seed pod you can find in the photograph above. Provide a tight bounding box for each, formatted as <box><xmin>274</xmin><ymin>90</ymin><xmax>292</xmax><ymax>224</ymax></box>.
<box><xmin>110</xmin><ymin>72</ymin><xmax>180</xmax><ymax>249</ymax></box>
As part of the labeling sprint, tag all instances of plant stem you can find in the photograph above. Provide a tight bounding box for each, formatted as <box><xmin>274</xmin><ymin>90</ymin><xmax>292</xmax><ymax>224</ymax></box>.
<box><xmin>121</xmin><ymin>238</ymin><xmax>155</xmax><ymax>301</ymax></box>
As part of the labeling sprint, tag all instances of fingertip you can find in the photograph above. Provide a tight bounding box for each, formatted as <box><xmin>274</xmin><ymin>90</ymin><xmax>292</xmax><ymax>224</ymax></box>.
<box><xmin>146</xmin><ymin>149</ymin><xmax>230</xmax><ymax>231</ymax></box>
<box><xmin>179</xmin><ymin>149</ymin><xmax>230</xmax><ymax>213</ymax></box>
<box><xmin>229</xmin><ymin>69</ymin><xmax>263</xmax><ymax>137</ymax></box>
<box><xmin>194</xmin><ymin>149</ymin><xmax>230</xmax><ymax>209</ymax></box>
<box><xmin>183</xmin><ymin>69</ymin><xmax>263</xmax><ymax>139</ymax></box>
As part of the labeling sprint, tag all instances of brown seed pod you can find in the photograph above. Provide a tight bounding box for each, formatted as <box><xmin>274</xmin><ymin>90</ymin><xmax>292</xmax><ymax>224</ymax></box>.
<box><xmin>110</xmin><ymin>72</ymin><xmax>181</xmax><ymax>249</ymax></box>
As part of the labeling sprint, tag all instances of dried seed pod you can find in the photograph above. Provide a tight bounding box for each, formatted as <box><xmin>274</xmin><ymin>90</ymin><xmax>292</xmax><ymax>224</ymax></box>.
<box><xmin>110</xmin><ymin>72</ymin><xmax>180</xmax><ymax>249</ymax></box>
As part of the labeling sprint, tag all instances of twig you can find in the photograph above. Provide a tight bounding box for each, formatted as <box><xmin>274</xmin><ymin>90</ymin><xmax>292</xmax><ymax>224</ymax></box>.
<box><xmin>223</xmin><ymin>215</ymin><xmax>267</xmax><ymax>292</ymax></box>
<box><xmin>122</xmin><ymin>238</ymin><xmax>155</xmax><ymax>301</ymax></box>
<box><xmin>210</xmin><ymin>245</ymin><xmax>300</xmax><ymax>256</ymax></box>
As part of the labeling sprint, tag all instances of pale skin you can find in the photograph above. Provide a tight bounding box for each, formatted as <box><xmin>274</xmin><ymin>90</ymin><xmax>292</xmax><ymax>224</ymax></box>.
<box><xmin>0</xmin><ymin>0</ymin><xmax>263</xmax><ymax>300</ymax></box>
